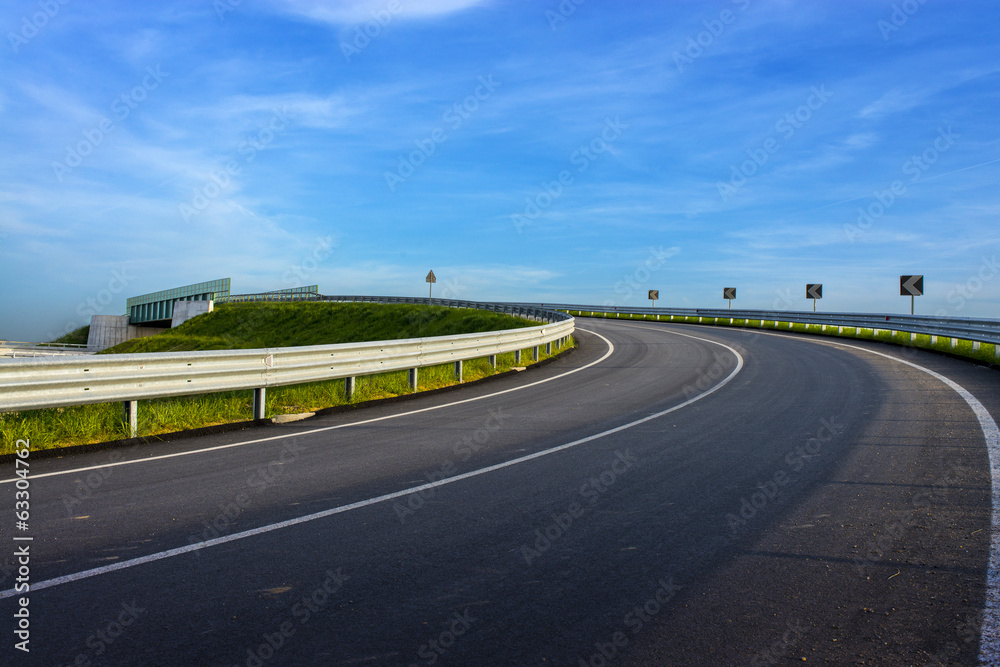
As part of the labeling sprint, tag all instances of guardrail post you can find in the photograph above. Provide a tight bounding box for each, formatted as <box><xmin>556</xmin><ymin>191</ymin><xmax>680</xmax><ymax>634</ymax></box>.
<box><xmin>409</xmin><ymin>368</ymin><xmax>418</xmax><ymax>391</ymax></box>
<box><xmin>514</xmin><ymin>349</ymin><xmax>521</xmax><ymax>364</ymax></box>
<box><xmin>973</xmin><ymin>341</ymin><xmax>981</xmax><ymax>351</ymax></box>
<box><xmin>532</xmin><ymin>346</ymin><xmax>539</xmax><ymax>361</ymax></box>
<box><xmin>488</xmin><ymin>354</ymin><xmax>496</xmax><ymax>369</ymax></box>
<box><xmin>951</xmin><ymin>338</ymin><xmax>958</xmax><ymax>349</ymax></box>
<box><xmin>545</xmin><ymin>342</ymin><xmax>552</xmax><ymax>355</ymax></box>
<box><xmin>122</xmin><ymin>401</ymin><xmax>137</xmax><ymax>439</ymax></box>
<box><xmin>454</xmin><ymin>360</ymin><xmax>463</xmax><ymax>382</ymax></box>
<box><xmin>345</xmin><ymin>376</ymin><xmax>355</xmax><ymax>401</ymax></box>
<box><xmin>253</xmin><ymin>388</ymin><xmax>266</xmax><ymax>420</ymax></box>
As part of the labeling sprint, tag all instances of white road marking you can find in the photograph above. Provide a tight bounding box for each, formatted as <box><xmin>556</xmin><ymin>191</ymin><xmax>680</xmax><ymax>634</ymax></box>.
<box><xmin>650</xmin><ymin>321</ymin><xmax>1000</xmax><ymax>663</ymax></box>
<box><xmin>2</xmin><ymin>328</ymin><xmax>616</xmax><ymax>485</ymax></box>
<box><xmin>0</xmin><ymin>326</ymin><xmax>744</xmax><ymax>599</ymax></box>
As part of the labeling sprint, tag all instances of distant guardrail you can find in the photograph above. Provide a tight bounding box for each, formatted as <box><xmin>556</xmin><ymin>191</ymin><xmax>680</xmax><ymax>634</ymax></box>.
<box><xmin>0</xmin><ymin>298</ymin><xmax>573</xmax><ymax>437</ymax></box>
<box><xmin>0</xmin><ymin>340</ymin><xmax>92</xmax><ymax>358</ymax></box>
<box><xmin>522</xmin><ymin>304</ymin><xmax>1000</xmax><ymax>346</ymax></box>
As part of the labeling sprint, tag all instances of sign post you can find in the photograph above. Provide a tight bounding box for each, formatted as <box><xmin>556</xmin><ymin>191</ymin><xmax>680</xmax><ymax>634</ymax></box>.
<box><xmin>806</xmin><ymin>284</ymin><xmax>822</xmax><ymax>312</ymax></box>
<box><xmin>648</xmin><ymin>289</ymin><xmax>659</xmax><ymax>309</ymax></box>
<box><xmin>426</xmin><ymin>270</ymin><xmax>436</xmax><ymax>304</ymax></box>
<box><xmin>900</xmin><ymin>275</ymin><xmax>923</xmax><ymax>315</ymax></box>
<box><xmin>723</xmin><ymin>287</ymin><xmax>736</xmax><ymax>309</ymax></box>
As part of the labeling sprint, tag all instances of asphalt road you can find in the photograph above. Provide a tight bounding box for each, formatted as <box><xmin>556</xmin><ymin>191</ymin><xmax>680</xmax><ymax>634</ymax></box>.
<box><xmin>2</xmin><ymin>318</ymin><xmax>999</xmax><ymax>666</ymax></box>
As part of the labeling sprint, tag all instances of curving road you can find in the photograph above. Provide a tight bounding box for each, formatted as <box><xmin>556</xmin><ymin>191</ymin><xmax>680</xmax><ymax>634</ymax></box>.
<box><xmin>2</xmin><ymin>318</ymin><xmax>999</xmax><ymax>665</ymax></box>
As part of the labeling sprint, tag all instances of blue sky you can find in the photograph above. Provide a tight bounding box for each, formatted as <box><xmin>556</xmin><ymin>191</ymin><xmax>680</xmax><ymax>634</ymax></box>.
<box><xmin>1</xmin><ymin>0</ymin><xmax>999</xmax><ymax>341</ymax></box>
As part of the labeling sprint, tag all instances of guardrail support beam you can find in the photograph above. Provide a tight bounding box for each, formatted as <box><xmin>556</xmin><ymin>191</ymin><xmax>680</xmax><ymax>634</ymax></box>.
<box><xmin>345</xmin><ymin>376</ymin><xmax>355</xmax><ymax>401</ymax></box>
<box><xmin>122</xmin><ymin>400</ymin><xmax>137</xmax><ymax>439</ymax></box>
<box><xmin>514</xmin><ymin>350</ymin><xmax>521</xmax><ymax>364</ymax></box>
<box><xmin>409</xmin><ymin>368</ymin><xmax>418</xmax><ymax>391</ymax></box>
<box><xmin>532</xmin><ymin>346</ymin><xmax>539</xmax><ymax>361</ymax></box>
<box><xmin>488</xmin><ymin>354</ymin><xmax>496</xmax><ymax>369</ymax></box>
<box><xmin>454</xmin><ymin>360</ymin><xmax>463</xmax><ymax>382</ymax></box>
<box><xmin>253</xmin><ymin>388</ymin><xmax>266</xmax><ymax>420</ymax></box>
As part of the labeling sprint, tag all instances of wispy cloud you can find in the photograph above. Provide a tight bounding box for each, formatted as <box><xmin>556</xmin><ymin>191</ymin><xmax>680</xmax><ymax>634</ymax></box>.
<box><xmin>267</xmin><ymin>0</ymin><xmax>490</xmax><ymax>25</ymax></box>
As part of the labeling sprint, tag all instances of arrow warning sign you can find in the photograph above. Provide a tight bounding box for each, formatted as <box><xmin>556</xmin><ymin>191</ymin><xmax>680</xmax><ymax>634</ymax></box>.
<box><xmin>900</xmin><ymin>275</ymin><xmax>923</xmax><ymax>296</ymax></box>
<box><xmin>648</xmin><ymin>290</ymin><xmax>659</xmax><ymax>301</ymax></box>
<box><xmin>723</xmin><ymin>287</ymin><xmax>736</xmax><ymax>300</ymax></box>
<box><xmin>806</xmin><ymin>284</ymin><xmax>823</xmax><ymax>299</ymax></box>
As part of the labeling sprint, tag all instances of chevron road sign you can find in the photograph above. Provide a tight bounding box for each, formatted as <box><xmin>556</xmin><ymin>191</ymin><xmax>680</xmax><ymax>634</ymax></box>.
<box><xmin>806</xmin><ymin>283</ymin><xmax>822</xmax><ymax>311</ymax></box>
<box><xmin>723</xmin><ymin>287</ymin><xmax>736</xmax><ymax>300</ymax></box>
<box><xmin>900</xmin><ymin>275</ymin><xmax>923</xmax><ymax>296</ymax></box>
<box><xmin>806</xmin><ymin>284</ymin><xmax>823</xmax><ymax>299</ymax></box>
<box><xmin>900</xmin><ymin>274</ymin><xmax>923</xmax><ymax>315</ymax></box>
<box><xmin>648</xmin><ymin>290</ymin><xmax>659</xmax><ymax>307</ymax></box>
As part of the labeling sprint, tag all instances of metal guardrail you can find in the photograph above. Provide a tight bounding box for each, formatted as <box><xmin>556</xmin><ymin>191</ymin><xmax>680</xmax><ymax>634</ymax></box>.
<box><xmin>0</xmin><ymin>299</ymin><xmax>574</xmax><ymax>436</ymax></box>
<box><xmin>520</xmin><ymin>303</ymin><xmax>1000</xmax><ymax>347</ymax></box>
<box><xmin>219</xmin><ymin>290</ymin><xmax>321</xmax><ymax>303</ymax></box>
<box><xmin>0</xmin><ymin>340</ymin><xmax>90</xmax><ymax>350</ymax></box>
<box><xmin>318</xmin><ymin>295</ymin><xmax>566</xmax><ymax>322</ymax></box>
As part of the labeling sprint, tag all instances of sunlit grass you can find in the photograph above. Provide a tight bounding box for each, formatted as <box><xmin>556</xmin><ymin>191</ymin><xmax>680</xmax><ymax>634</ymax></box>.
<box><xmin>0</xmin><ymin>339</ymin><xmax>574</xmax><ymax>454</ymax></box>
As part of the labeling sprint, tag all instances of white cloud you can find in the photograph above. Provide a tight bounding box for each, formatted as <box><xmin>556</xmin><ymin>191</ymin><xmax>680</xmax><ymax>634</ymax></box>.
<box><xmin>269</xmin><ymin>0</ymin><xmax>489</xmax><ymax>25</ymax></box>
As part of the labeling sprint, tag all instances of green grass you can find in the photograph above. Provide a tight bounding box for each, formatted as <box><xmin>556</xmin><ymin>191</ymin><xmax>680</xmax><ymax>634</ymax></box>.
<box><xmin>1</xmin><ymin>302</ymin><xmax>573</xmax><ymax>453</ymax></box>
<box><xmin>569</xmin><ymin>309</ymin><xmax>1000</xmax><ymax>368</ymax></box>
<box><xmin>101</xmin><ymin>302</ymin><xmax>535</xmax><ymax>353</ymax></box>
<box><xmin>46</xmin><ymin>325</ymin><xmax>90</xmax><ymax>346</ymax></box>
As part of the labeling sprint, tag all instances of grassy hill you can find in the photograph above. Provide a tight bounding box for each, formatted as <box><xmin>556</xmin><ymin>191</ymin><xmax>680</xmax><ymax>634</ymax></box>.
<box><xmin>101</xmin><ymin>302</ymin><xmax>535</xmax><ymax>353</ymax></box>
<box><xmin>2</xmin><ymin>302</ymin><xmax>572</xmax><ymax>451</ymax></box>
<box><xmin>49</xmin><ymin>325</ymin><xmax>90</xmax><ymax>345</ymax></box>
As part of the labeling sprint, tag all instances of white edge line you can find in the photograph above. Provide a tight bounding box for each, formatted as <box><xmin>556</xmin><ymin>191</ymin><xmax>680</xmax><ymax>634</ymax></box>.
<box><xmin>2</xmin><ymin>328</ymin><xmax>612</xmax><ymax>485</ymax></box>
<box><xmin>0</xmin><ymin>326</ymin><xmax>744</xmax><ymax>599</ymax></box>
<box><xmin>674</xmin><ymin>322</ymin><xmax>1000</xmax><ymax>663</ymax></box>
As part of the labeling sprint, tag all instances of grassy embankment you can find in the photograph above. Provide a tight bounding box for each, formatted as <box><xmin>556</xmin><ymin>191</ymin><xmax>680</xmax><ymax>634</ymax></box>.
<box><xmin>47</xmin><ymin>325</ymin><xmax>90</xmax><ymax>346</ymax></box>
<box><xmin>1</xmin><ymin>303</ymin><xmax>573</xmax><ymax>452</ymax></box>
<box><xmin>567</xmin><ymin>310</ymin><xmax>999</xmax><ymax>365</ymax></box>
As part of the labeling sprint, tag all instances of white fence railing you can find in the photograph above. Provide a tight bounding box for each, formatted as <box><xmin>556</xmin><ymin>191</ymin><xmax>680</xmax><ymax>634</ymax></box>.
<box><xmin>0</xmin><ymin>299</ymin><xmax>574</xmax><ymax>437</ymax></box>
<box><xmin>519</xmin><ymin>303</ymin><xmax>1000</xmax><ymax>346</ymax></box>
